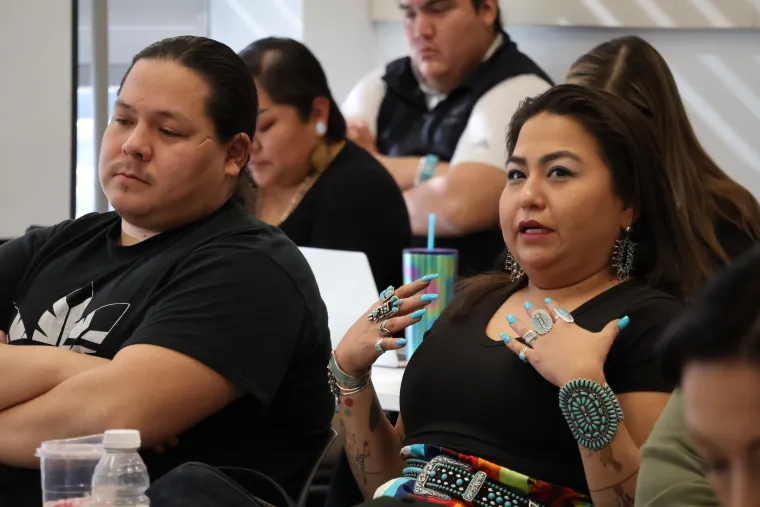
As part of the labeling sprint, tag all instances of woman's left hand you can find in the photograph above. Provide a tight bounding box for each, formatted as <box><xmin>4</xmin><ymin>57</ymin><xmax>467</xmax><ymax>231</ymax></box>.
<box><xmin>501</xmin><ymin>298</ymin><xmax>630</xmax><ymax>387</ymax></box>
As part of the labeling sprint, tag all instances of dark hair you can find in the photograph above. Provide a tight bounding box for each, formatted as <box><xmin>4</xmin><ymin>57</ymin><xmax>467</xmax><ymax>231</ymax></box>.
<box><xmin>120</xmin><ymin>35</ymin><xmax>258</xmax><ymax>206</ymax></box>
<box><xmin>471</xmin><ymin>0</ymin><xmax>503</xmax><ymax>32</ymax></box>
<box><xmin>661</xmin><ymin>243</ymin><xmax>760</xmax><ymax>383</ymax></box>
<box><xmin>237</xmin><ymin>37</ymin><xmax>346</xmax><ymax>143</ymax></box>
<box><xmin>449</xmin><ymin>84</ymin><xmax>699</xmax><ymax>316</ymax></box>
<box><xmin>567</xmin><ymin>36</ymin><xmax>760</xmax><ymax>275</ymax></box>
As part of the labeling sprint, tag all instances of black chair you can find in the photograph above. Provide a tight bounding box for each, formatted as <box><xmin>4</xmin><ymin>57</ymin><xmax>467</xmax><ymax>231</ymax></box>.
<box><xmin>298</xmin><ymin>428</ymin><xmax>339</xmax><ymax>507</ymax></box>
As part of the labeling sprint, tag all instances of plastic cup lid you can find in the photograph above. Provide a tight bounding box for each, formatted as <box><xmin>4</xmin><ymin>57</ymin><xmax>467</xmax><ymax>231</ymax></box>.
<box><xmin>36</xmin><ymin>434</ymin><xmax>105</xmax><ymax>460</ymax></box>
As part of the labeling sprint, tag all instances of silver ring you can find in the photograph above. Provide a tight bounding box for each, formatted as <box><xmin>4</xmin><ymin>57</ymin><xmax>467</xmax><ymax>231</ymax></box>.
<box><xmin>367</xmin><ymin>297</ymin><xmax>398</xmax><ymax>323</ymax></box>
<box><xmin>523</xmin><ymin>330</ymin><xmax>538</xmax><ymax>347</ymax></box>
<box><xmin>531</xmin><ymin>309</ymin><xmax>554</xmax><ymax>335</ymax></box>
<box><xmin>379</xmin><ymin>320</ymin><xmax>392</xmax><ymax>337</ymax></box>
<box><xmin>553</xmin><ymin>307</ymin><xmax>574</xmax><ymax>323</ymax></box>
<box><xmin>518</xmin><ymin>347</ymin><xmax>529</xmax><ymax>363</ymax></box>
<box><xmin>374</xmin><ymin>339</ymin><xmax>385</xmax><ymax>355</ymax></box>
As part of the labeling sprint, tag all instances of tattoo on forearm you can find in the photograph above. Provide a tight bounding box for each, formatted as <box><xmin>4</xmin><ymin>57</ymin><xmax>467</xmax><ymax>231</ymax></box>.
<box><xmin>613</xmin><ymin>485</ymin><xmax>634</xmax><ymax>507</ymax></box>
<box><xmin>345</xmin><ymin>439</ymin><xmax>384</xmax><ymax>486</ymax></box>
<box><xmin>590</xmin><ymin>467</ymin><xmax>639</xmax><ymax>493</ymax></box>
<box><xmin>369</xmin><ymin>397</ymin><xmax>381</xmax><ymax>432</ymax></box>
<box><xmin>599</xmin><ymin>447</ymin><xmax>623</xmax><ymax>473</ymax></box>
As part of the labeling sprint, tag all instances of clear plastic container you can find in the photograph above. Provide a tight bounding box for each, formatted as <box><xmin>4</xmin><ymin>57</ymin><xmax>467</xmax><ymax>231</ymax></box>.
<box><xmin>37</xmin><ymin>433</ymin><xmax>105</xmax><ymax>507</ymax></box>
<box><xmin>90</xmin><ymin>430</ymin><xmax>150</xmax><ymax>507</ymax></box>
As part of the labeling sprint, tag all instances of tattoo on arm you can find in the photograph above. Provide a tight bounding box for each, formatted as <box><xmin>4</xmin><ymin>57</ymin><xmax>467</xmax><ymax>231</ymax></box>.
<box><xmin>599</xmin><ymin>447</ymin><xmax>623</xmax><ymax>473</ymax></box>
<box><xmin>590</xmin><ymin>467</ymin><xmax>639</xmax><ymax>507</ymax></box>
<box><xmin>613</xmin><ymin>484</ymin><xmax>634</xmax><ymax>507</ymax></box>
<box><xmin>369</xmin><ymin>397</ymin><xmax>381</xmax><ymax>432</ymax></box>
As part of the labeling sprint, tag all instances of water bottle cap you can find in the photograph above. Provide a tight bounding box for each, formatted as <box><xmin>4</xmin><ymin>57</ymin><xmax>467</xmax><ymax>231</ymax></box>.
<box><xmin>102</xmin><ymin>429</ymin><xmax>141</xmax><ymax>450</ymax></box>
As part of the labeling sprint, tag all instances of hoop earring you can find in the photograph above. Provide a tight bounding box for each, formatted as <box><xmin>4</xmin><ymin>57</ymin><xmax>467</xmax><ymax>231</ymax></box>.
<box><xmin>504</xmin><ymin>250</ymin><xmax>524</xmax><ymax>283</ymax></box>
<box><xmin>611</xmin><ymin>226</ymin><xmax>636</xmax><ymax>281</ymax></box>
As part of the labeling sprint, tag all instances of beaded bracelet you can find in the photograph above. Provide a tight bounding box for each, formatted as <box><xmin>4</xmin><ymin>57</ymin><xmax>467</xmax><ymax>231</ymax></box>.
<box><xmin>558</xmin><ymin>378</ymin><xmax>624</xmax><ymax>451</ymax></box>
<box><xmin>327</xmin><ymin>351</ymin><xmax>370</xmax><ymax>402</ymax></box>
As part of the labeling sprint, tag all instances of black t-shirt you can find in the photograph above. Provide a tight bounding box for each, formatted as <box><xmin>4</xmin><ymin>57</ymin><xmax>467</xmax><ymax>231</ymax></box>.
<box><xmin>280</xmin><ymin>141</ymin><xmax>411</xmax><ymax>291</ymax></box>
<box><xmin>400</xmin><ymin>279</ymin><xmax>681</xmax><ymax>494</ymax></box>
<box><xmin>0</xmin><ymin>200</ymin><xmax>333</xmax><ymax>506</ymax></box>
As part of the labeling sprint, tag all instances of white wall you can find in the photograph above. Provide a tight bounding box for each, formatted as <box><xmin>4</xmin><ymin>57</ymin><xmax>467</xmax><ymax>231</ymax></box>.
<box><xmin>0</xmin><ymin>0</ymin><xmax>74</xmax><ymax>238</ymax></box>
<box><xmin>373</xmin><ymin>22</ymin><xmax>760</xmax><ymax>198</ymax></box>
<box><xmin>208</xmin><ymin>0</ymin><xmax>376</xmax><ymax>103</ymax></box>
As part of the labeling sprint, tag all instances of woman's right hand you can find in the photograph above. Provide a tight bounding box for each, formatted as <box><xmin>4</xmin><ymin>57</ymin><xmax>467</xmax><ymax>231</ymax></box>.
<box><xmin>334</xmin><ymin>275</ymin><xmax>439</xmax><ymax>377</ymax></box>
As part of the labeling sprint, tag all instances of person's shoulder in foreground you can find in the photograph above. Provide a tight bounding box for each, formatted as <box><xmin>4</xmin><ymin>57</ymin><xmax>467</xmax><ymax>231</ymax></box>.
<box><xmin>636</xmin><ymin>389</ymin><xmax>719</xmax><ymax>507</ymax></box>
<box><xmin>637</xmin><ymin>244</ymin><xmax>760</xmax><ymax>507</ymax></box>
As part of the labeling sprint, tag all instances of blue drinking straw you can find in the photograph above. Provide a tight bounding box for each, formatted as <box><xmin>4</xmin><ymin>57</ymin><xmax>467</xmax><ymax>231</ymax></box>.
<box><xmin>427</xmin><ymin>214</ymin><xmax>436</xmax><ymax>251</ymax></box>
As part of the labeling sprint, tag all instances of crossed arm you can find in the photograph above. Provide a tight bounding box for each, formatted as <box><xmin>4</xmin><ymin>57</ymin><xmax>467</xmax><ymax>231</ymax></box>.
<box><xmin>0</xmin><ymin>338</ymin><xmax>239</xmax><ymax>468</ymax></box>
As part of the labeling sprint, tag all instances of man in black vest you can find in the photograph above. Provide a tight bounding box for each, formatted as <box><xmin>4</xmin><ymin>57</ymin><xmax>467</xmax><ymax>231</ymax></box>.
<box><xmin>343</xmin><ymin>0</ymin><xmax>552</xmax><ymax>276</ymax></box>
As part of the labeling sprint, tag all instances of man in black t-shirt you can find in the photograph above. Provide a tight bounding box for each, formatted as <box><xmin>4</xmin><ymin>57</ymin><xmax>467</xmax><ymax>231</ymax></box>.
<box><xmin>0</xmin><ymin>36</ymin><xmax>333</xmax><ymax>506</ymax></box>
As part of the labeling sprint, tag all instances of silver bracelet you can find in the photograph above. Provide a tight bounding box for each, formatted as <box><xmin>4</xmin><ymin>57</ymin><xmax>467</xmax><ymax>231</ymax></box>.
<box><xmin>327</xmin><ymin>351</ymin><xmax>370</xmax><ymax>401</ymax></box>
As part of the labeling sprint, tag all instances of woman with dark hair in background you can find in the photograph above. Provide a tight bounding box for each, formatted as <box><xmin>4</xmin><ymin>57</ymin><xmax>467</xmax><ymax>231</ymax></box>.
<box><xmin>238</xmin><ymin>38</ymin><xmax>411</xmax><ymax>291</ymax></box>
<box><xmin>330</xmin><ymin>85</ymin><xmax>700</xmax><ymax>506</ymax></box>
<box><xmin>566</xmin><ymin>35</ymin><xmax>760</xmax><ymax>269</ymax></box>
<box><xmin>565</xmin><ymin>36</ymin><xmax>760</xmax><ymax>507</ymax></box>
<box><xmin>659</xmin><ymin>244</ymin><xmax>760</xmax><ymax>507</ymax></box>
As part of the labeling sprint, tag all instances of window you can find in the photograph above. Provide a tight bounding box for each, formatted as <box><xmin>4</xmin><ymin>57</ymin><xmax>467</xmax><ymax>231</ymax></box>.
<box><xmin>75</xmin><ymin>86</ymin><xmax>118</xmax><ymax>217</ymax></box>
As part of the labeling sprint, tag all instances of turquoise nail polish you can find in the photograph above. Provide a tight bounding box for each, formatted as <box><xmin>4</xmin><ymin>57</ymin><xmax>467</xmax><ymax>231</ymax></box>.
<box><xmin>507</xmin><ymin>314</ymin><xmax>517</xmax><ymax>324</ymax></box>
<box><xmin>421</xmin><ymin>294</ymin><xmax>439</xmax><ymax>302</ymax></box>
<box><xmin>396</xmin><ymin>338</ymin><xmax>408</xmax><ymax>346</ymax></box>
<box><xmin>421</xmin><ymin>274</ymin><xmax>439</xmax><ymax>282</ymax></box>
<box><xmin>617</xmin><ymin>315</ymin><xmax>630</xmax><ymax>330</ymax></box>
<box><xmin>393</xmin><ymin>299</ymin><xmax>403</xmax><ymax>307</ymax></box>
<box><xmin>544</xmin><ymin>297</ymin><xmax>552</xmax><ymax>304</ymax></box>
<box><xmin>524</xmin><ymin>301</ymin><xmax>533</xmax><ymax>311</ymax></box>
<box><xmin>558</xmin><ymin>308</ymin><xmax>570</xmax><ymax>316</ymax></box>
<box><xmin>411</xmin><ymin>309</ymin><xmax>426</xmax><ymax>319</ymax></box>
<box><xmin>500</xmin><ymin>332</ymin><xmax>511</xmax><ymax>343</ymax></box>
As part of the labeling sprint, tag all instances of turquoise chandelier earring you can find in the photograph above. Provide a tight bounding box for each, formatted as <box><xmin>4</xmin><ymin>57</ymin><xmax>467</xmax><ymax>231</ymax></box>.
<box><xmin>611</xmin><ymin>226</ymin><xmax>636</xmax><ymax>280</ymax></box>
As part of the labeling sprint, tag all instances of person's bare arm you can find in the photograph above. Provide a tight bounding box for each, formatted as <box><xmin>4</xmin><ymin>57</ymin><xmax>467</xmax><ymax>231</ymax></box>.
<box><xmin>0</xmin><ymin>344</ymin><xmax>108</xmax><ymax>411</ymax></box>
<box><xmin>0</xmin><ymin>343</ymin><xmax>240</xmax><ymax>468</ymax></box>
<box><xmin>404</xmin><ymin>163</ymin><xmax>507</xmax><ymax>237</ymax></box>
<box><xmin>338</xmin><ymin>385</ymin><xmax>405</xmax><ymax>500</ymax></box>
<box><xmin>580</xmin><ymin>391</ymin><xmax>670</xmax><ymax>506</ymax></box>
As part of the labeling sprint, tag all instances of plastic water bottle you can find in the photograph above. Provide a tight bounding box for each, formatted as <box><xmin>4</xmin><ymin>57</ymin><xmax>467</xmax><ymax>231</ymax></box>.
<box><xmin>91</xmin><ymin>430</ymin><xmax>150</xmax><ymax>506</ymax></box>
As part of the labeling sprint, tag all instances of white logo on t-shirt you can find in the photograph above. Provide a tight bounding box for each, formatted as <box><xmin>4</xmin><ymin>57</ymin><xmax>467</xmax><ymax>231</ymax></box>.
<box><xmin>8</xmin><ymin>283</ymin><xmax>129</xmax><ymax>354</ymax></box>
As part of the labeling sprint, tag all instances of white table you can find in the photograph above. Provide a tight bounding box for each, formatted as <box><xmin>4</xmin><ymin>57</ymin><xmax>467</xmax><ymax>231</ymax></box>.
<box><xmin>372</xmin><ymin>365</ymin><xmax>405</xmax><ymax>412</ymax></box>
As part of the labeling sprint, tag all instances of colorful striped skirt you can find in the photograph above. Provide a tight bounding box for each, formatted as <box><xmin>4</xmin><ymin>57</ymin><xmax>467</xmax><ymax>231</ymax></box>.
<box><xmin>375</xmin><ymin>445</ymin><xmax>592</xmax><ymax>507</ymax></box>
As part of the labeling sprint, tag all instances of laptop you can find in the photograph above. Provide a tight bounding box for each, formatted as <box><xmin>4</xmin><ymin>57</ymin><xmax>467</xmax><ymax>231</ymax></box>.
<box><xmin>299</xmin><ymin>247</ymin><xmax>402</xmax><ymax>368</ymax></box>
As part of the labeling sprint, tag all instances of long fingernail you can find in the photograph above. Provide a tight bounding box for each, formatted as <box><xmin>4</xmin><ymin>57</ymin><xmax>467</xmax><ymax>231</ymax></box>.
<box><xmin>421</xmin><ymin>294</ymin><xmax>439</xmax><ymax>302</ymax></box>
<box><xmin>500</xmin><ymin>332</ymin><xmax>511</xmax><ymax>343</ymax></box>
<box><xmin>544</xmin><ymin>297</ymin><xmax>552</xmax><ymax>304</ymax></box>
<box><xmin>617</xmin><ymin>315</ymin><xmax>630</xmax><ymax>330</ymax></box>
<box><xmin>396</xmin><ymin>338</ymin><xmax>408</xmax><ymax>346</ymax></box>
<box><xmin>421</xmin><ymin>274</ymin><xmax>439</xmax><ymax>282</ymax></box>
<box><xmin>393</xmin><ymin>299</ymin><xmax>403</xmax><ymax>307</ymax></box>
<box><xmin>411</xmin><ymin>309</ymin><xmax>426</xmax><ymax>320</ymax></box>
<box><xmin>523</xmin><ymin>301</ymin><xmax>533</xmax><ymax>311</ymax></box>
<box><xmin>507</xmin><ymin>314</ymin><xmax>516</xmax><ymax>324</ymax></box>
